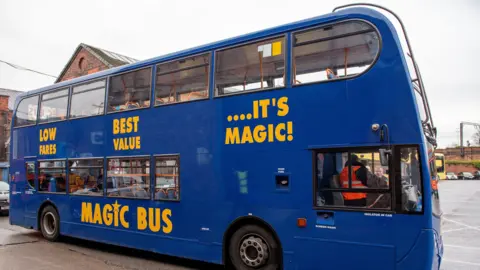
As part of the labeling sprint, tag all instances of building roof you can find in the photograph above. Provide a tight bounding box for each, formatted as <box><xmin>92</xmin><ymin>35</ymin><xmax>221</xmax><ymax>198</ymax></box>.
<box><xmin>0</xmin><ymin>88</ymin><xmax>22</xmax><ymax>110</ymax></box>
<box><xmin>56</xmin><ymin>43</ymin><xmax>139</xmax><ymax>83</ymax></box>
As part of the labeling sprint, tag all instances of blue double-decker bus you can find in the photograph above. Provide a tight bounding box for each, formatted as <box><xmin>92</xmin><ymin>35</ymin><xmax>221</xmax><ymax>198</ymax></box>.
<box><xmin>9</xmin><ymin>4</ymin><xmax>443</xmax><ymax>269</ymax></box>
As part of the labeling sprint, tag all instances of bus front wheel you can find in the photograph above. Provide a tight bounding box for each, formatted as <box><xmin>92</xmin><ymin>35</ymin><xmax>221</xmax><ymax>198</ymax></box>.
<box><xmin>229</xmin><ymin>225</ymin><xmax>280</xmax><ymax>270</ymax></box>
<box><xmin>40</xmin><ymin>205</ymin><xmax>60</xmax><ymax>241</ymax></box>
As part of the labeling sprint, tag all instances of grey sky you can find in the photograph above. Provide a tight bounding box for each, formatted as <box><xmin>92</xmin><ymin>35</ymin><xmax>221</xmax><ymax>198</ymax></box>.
<box><xmin>0</xmin><ymin>0</ymin><xmax>479</xmax><ymax>148</ymax></box>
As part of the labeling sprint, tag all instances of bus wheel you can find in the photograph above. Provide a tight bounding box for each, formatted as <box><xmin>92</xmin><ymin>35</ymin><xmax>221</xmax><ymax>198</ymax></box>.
<box><xmin>40</xmin><ymin>205</ymin><xmax>60</xmax><ymax>241</ymax></box>
<box><xmin>229</xmin><ymin>225</ymin><xmax>280</xmax><ymax>270</ymax></box>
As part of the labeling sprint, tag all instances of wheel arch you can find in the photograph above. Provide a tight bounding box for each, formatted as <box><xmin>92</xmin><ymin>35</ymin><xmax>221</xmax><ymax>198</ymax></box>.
<box><xmin>37</xmin><ymin>200</ymin><xmax>59</xmax><ymax>231</ymax></box>
<box><xmin>222</xmin><ymin>216</ymin><xmax>283</xmax><ymax>268</ymax></box>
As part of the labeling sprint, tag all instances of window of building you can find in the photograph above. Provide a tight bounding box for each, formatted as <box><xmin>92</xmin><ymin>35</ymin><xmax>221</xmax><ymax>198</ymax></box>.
<box><xmin>68</xmin><ymin>159</ymin><xmax>103</xmax><ymax>196</ymax></box>
<box><xmin>70</xmin><ymin>80</ymin><xmax>106</xmax><ymax>118</ymax></box>
<box><xmin>155</xmin><ymin>54</ymin><xmax>210</xmax><ymax>105</ymax></box>
<box><xmin>39</xmin><ymin>88</ymin><xmax>69</xmax><ymax>123</ymax></box>
<box><xmin>26</xmin><ymin>162</ymin><xmax>35</xmax><ymax>189</ymax></box>
<box><xmin>106</xmin><ymin>157</ymin><xmax>150</xmax><ymax>198</ymax></box>
<box><xmin>293</xmin><ymin>21</ymin><xmax>380</xmax><ymax>84</ymax></box>
<box><xmin>154</xmin><ymin>155</ymin><xmax>180</xmax><ymax>201</ymax></box>
<box><xmin>315</xmin><ymin>148</ymin><xmax>390</xmax><ymax>209</ymax></box>
<box><xmin>14</xmin><ymin>95</ymin><xmax>39</xmax><ymax>127</ymax></box>
<box><xmin>38</xmin><ymin>160</ymin><xmax>66</xmax><ymax>193</ymax></box>
<box><xmin>108</xmin><ymin>68</ymin><xmax>152</xmax><ymax>112</ymax></box>
<box><xmin>215</xmin><ymin>37</ymin><xmax>285</xmax><ymax>96</ymax></box>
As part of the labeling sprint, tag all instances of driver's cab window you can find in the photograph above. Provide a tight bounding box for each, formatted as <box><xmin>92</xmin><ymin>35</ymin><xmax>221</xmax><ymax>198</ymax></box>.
<box><xmin>315</xmin><ymin>148</ymin><xmax>391</xmax><ymax>210</ymax></box>
<box><xmin>399</xmin><ymin>147</ymin><xmax>423</xmax><ymax>212</ymax></box>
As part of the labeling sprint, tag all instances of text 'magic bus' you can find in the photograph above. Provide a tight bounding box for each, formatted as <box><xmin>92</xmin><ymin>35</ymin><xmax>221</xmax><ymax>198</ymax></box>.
<box><xmin>9</xmin><ymin>4</ymin><xmax>443</xmax><ymax>270</ymax></box>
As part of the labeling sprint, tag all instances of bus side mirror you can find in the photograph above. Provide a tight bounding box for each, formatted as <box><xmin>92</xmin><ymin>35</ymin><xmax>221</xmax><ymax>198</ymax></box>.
<box><xmin>379</xmin><ymin>148</ymin><xmax>391</xmax><ymax>166</ymax></box>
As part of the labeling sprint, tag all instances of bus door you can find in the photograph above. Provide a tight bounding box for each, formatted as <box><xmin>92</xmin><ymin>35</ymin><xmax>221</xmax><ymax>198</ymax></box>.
<box><xmin>23</xmin><ymin>159</ymin><xmax>38</xmax><ymax>228</ymax></box>
<box><xmin>309</xmin><ymin>147</ymin><xmax>396</xmax><ymax>269</ymax></box>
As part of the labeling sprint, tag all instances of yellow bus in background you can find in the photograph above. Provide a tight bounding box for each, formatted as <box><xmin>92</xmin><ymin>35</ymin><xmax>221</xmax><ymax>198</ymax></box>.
<box><xmin>435</xmin><ymin>153</ymin><xmax>446</xmax><ymax>180</ymax></box>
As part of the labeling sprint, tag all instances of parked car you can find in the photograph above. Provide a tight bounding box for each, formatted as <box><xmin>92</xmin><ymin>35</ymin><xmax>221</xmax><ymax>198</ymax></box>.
<box><xmin>446</xmin><ymin>172</ymin><xmax>458</xmax><ymax>180</ymax></box>
<box><xmin>0</xmin><ymin>181</ymin><xmax>9</xmax><ymax>215</ymax></box>
<box><xmin>458</xmin><ymin>172</ymin><xmax>475</xmax><ymax>180</ymax></box>
<box><xmin>474</xmin><ymin>171</ymin><xmax>480</xmax><ymax>180</ymax></box>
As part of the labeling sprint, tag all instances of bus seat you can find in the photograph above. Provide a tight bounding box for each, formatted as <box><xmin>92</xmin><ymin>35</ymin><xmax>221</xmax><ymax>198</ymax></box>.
<box><xmin>167</xmin><ymin>189</ymin><xmax>176</xmax><ymax>199</ymax></box>
<box><xmin>329</xmin><ymin>175</ymin><xmax>344</xmax><ymax>206</ymax></box>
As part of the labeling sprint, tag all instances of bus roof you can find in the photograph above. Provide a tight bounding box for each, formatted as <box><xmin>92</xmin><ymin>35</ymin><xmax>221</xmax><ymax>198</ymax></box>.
<box><xmin>14</xmin><ymin>7</ymin><xmax>390</xmax><ymax>106</ymax></box>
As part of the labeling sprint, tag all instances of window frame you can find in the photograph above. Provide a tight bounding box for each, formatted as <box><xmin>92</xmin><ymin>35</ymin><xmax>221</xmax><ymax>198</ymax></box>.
<box><xmin>213</xmin><ymin>34</ymin><xmax>287</xmax><ymax>98</ymax></box>
<box><xmin>105</xmin><ymin>155</ymin><xmax>151</xmax><ymax>200</ymax></box>
<box><xmin>312</xmin><ymin>146</ymin><xmax>393</xmax><ymax>212</ymax></box>
<box><xmin>154</xmin><ymin>52</ymin><xmax>211</xmax><ymax>107</ymax></box>
<box><xmin>291</xmin><ymin>19</ymin><xmax>382</xmax><ymax>87</ymax></box>
<box><xmin>154</xmin><ymin>154</ymin><xmax>181</xmax><ymax>202</ymax></box>
<box><xmin>37</xmin><ymin>159</ymin><xmax>67</xmax><ymax>194</ymax></box>
<box><xmin>67</xmin><ymin>157</ymin><xmax>105</xmax><ymax>197</ymax></box>
<box><xmin>69</xmin><ymin>78</ymin><xmax>107</xmax><ymax>120</ymax></box>
<box><xmin>38</xmin><ymin>87</ymin><xmax>71</xmax><ymax>125</ymax></box>
<box><xmin>25</xmin><ymin>161</ymin><xmax>36</xmax><ymax>190</ymax></box>
<box><xmin>13</xmin><ymin>95</ymin><xmax>40</xmax><ymax>128</ymax></box>
<box><xmin>106</xmin><ymin>66</ymin><xmax>153</xmax><ymax>115</ymax></box>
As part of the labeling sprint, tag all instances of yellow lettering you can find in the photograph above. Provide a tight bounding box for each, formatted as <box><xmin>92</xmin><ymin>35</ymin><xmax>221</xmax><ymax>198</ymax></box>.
<box><xmin>113</xmin><ymin>138</ymin><xmax>120</xmax><ymax>150</ymax></box>
<box><xmin>241</xmin><ymin>126</ymin><xmax>253</xmax><ymax>144</ymax></box>
<box><xmin>119</xmin><ymin>138</ymin><xmax>125</xmax><ymax>150</ymax></box>
<box><xmin>42</xmin><ymin>129</ymin><xmax>48</xmax><ymax>142</ymax></box>
<box><xmin>113</xmin><ymin>119</ymin><xmax>119</xmax><ymax>134</ymax></box>
<box><xmin>259</xmin><ymin>99</ymin><xmax>270</xmax><ymax>118</ymax></box>
<box><xmin>137</xmin><ymin>207</ymin><xmax>147</xmax><ymax>230</ymax></box>
<box><xmin>39</xmin><ymin>130</ymin><xmax>44</xmax><ymax>142</ymax></box>
<box><xmin>103</xmin><ymin>204</ymin><xmax>113</xmax><ymax>226</ymax></box>
<box><xmin>162</xmin><ymin>209</ymin><xmax>172</xmax><ymax>234</ymax></box>
<box><xmin>128</xmin><ymin>137</ymin><xmax>135</xmax><ymax>150</ymax></box>
<box><xmin>135</xmin><ymin>136</ymin><xmax>141</xmax><ymax>149</ymax></box>
<box><xmin>93</xmin><ymin>203</ymin><xmax>103</xmax><ymax>225</ymax></box>
<box><xmin>126</xmin><ymin>118</ymin><xmax>133</xmax><ymax>133</ymax></box>
<box><xmin>277</xmin><ymin>97</ymin><xmax>289</xmax><ymax>116</ymax></box>
<box><xmin>225</xmin><ymin>127</ymin><xmax>240</xmax><ymax>144</ymax></box>
<box><xmin>52</xmin><ymin>144</ymin><xmax>56</xmax><ymax>154</ymax></box>
<box><xmin>120</xmin><ymin>206</ymin><xmax>129</xmax><ymax>228</ymax></box>
<box><xmin>49</xmin><ymin>144</ymin><xmax>54</xmax><ymax>155</ymax></box>
<box><xmin>81</xmin><ymin>202</ymin><xmax>93</xmax><ymax>223</ymax></box>
<box><xmin>120</xmin><ymin>118</ymin><xmax>126</xmax><ymax>134</ymax></box>
<box><xmin>48</xmin><ymin>128</ymin><xmax>56</xmax><ymax>141</ymax></box>
<box><xmin>253</xmin><ymin>125</ymin><xmax>267</xmax><ymax>143</ymax></box>
<box><xmin>268</xmin><ymin>124</ymin><xmax>274</xmax><ymax>142</ymax></box>
<box><xmin>132</xmin><ymin>116</ymin><xmax>139</xmax><ymax>132</ymax></box>
<box><xmin>148</xmin><ymin>208</ymin><xmax>161</xmax><ymax>232</ymax></box>
<box><xmin>39</xmin><ymin>145</ymin><xmax>43</xmax><ymax>155</ymax></box>
<box><xmin>253</xmin><ymin>100</ymin><xmax>259</xmax><ymax>119</ymax></box>
<box><xmin>275</xmin><ymin>123</ymin><xmax>286</xmax><ymax>141</ymax></box>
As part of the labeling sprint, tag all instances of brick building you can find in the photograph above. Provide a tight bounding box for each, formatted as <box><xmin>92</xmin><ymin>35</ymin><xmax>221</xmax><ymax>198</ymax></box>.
<box><xmin>56</xmin><ymin>43</ymin><xmax>138</xmax><ymax>83</ymax></box>
<box><xmin>436</xmin><ymin>147</ymin><xmax>480</xmax><ymax>174</ymax></box>
<box><xmin>0</xmin><ymin>89</ymin><xmax>22</xmax><ymax>181</ymax></box>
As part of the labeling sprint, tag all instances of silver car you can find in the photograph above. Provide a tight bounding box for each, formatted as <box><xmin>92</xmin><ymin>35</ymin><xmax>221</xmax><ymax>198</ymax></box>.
<box><xmin>0</xmin><ymin>181</ymin><xmax>9</xmax><ymax>214</ymax></box>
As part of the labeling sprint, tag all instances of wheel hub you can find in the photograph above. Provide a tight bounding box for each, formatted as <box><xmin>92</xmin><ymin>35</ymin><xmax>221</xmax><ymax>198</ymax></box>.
<box><xmin>43</xmin><ymin>212</ymin><xmax>56</xmax><ymax>235</ymax></box>
<box><xmin>239</xmin><ymin>235</ymin><xmax>269</xmax><ymax>268</ymax></box>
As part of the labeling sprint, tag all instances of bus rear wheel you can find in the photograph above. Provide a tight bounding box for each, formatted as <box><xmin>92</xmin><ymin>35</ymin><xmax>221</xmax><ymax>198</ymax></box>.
<box><xmin>229</xmin><ymin>225</ymin><xmax>279</xmax><ymax>270</ymax></box>
<box><xmin>40</xmin><ymin>205</ymin><xmax>60</xmax><ymax>241</ymax></box>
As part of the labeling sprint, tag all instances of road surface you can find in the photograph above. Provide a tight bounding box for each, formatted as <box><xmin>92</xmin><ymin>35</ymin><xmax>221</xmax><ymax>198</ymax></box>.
<box><xmin>0</xmin><ymin>180</ymin><xmax>479</xmax><ymax>269</ymax></box>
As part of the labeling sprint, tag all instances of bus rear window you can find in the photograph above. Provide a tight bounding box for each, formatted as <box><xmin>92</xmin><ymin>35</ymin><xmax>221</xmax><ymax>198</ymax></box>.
<box><xmin>14</xmin><ymin>95</ymin><xmax>38</xmax><ymax>127</ymax></box>
<box><xmin>293</xmin><ymin>20</ymin><xmax>380</xmax><ymax>84</ymax></box>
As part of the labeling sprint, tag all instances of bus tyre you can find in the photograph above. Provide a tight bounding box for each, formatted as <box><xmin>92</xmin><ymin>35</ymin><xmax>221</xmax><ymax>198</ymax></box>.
<box><xmin>229</xmin><ymin>225</ymin><xmax>279</xmax><ymax>270</ymax></box>
<box><xmin>40</xmin><ymin>205</ymin><xmax>60</xmax><ymax>242</ymax></box>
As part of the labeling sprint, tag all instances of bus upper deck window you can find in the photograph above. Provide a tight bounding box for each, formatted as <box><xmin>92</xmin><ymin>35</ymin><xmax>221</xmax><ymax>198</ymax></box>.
<box><xmin>71</xmin><ymin>80</ymin><xmax>106</xmax><ymax>118</ymax></box>
<box><xmin>293</xmin><ymin>21</ymin><xmax>380</xmax><ymax>85</ymax></box>
<box><xmin>108</xmin><ymin>68</ymin><xmax>152</xmax><ymax>113</ymax></box>
<box><xmin>14</xmin><ymin>95</ymin><xmax>39</xmax><ymax>127</ymax></box>
<box><xmin>215</xmin><ymin>37</ymin><xmax>285</xmax><ymax>96</ymax></box>
<box><xmin>39</xmin><ymin>88</ymin><xmax>69</xmax><ymax>123</ymax></box>
<box><xmin>155</xmin><ymin>54</ymin><xmax>210</xmax><ymax>105</ymax></box>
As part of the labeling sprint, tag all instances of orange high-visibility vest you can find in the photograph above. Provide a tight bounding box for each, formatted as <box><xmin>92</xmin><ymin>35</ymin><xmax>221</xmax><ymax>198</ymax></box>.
<box><xmin>339</xmin><ymin>166</ymin><xmax>367</xmax><ymax>200</ymax></box>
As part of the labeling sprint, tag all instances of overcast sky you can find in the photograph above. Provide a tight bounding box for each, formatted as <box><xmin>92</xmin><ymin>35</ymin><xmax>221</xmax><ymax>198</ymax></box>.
<box><xmin>0</xmin><ymin>0</ymin><xmax>479</xmax><ymax>148</ymax></box>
